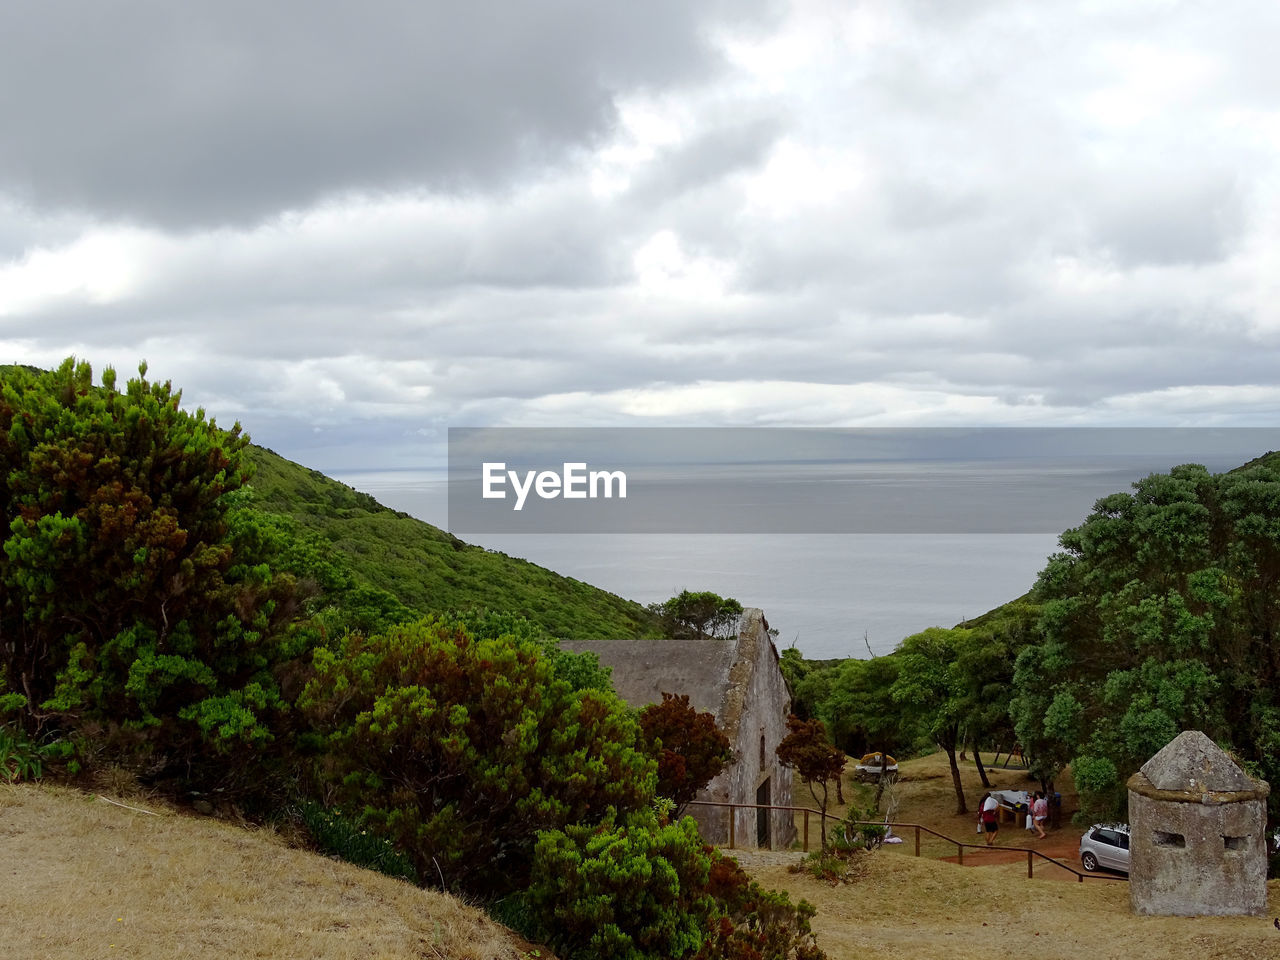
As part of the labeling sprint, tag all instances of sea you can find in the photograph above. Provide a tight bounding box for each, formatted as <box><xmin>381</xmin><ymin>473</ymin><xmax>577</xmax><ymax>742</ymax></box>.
<box><xmin>329</xmin><ymin>467</ymin><xmax>1068</xmax><ymax>659</ymax></box>
<box><xmin>329</xmin><ymin>436</ymin><xmax>1271</xmax><ymax>659</ymax></box>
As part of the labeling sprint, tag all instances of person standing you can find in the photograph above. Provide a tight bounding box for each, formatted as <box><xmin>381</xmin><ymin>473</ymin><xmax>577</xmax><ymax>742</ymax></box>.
<box><xmin>980</xmin><ymin>791</ymin><xmax>1000</xmax><ymax>845</ymax></box>
<box><xmin>1032</xmin><ymin>791</ymin><xmax>1049</xmax><ymax>839</ymax></box>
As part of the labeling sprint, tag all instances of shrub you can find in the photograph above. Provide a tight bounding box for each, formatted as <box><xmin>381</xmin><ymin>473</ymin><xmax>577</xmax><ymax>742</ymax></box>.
<box><xmin>524</xmin><ymin>811</ymin><xmax>717</xmax><ymax>960</ymax></box>
<box><xmin>0</xmin><ymin>723</ymin><xmax>69</xmax><ymax>783</ymax></box>
<box><xmin>0</xmin><ymin>360</ymin><xmax>302</xmax><ymax>789</ymax></box>
<box><xmin>697</xmin><ymin>849</ymin><xmax>825</xmax><ymax>960</ymax></box>
<box><xmin>524</xmin><ymin>810</ymin><xmax>826</xmax><ymax>960</ymax></box>
<box><xmin>638</xmin><ymin>693</ymin><xmax>733</xmax><ymax>816</ymax></box>
<box><xmin>297</xmin><ymin>616</ymin><xmax>655</xmax><ymax>897</ymax></box>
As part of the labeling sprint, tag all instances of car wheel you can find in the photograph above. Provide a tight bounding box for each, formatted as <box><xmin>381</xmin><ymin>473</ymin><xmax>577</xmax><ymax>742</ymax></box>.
<box><xmin>1081</xmin><ymin>851</ymin><xmax>1098</xmax><ymax>872</ymax></box>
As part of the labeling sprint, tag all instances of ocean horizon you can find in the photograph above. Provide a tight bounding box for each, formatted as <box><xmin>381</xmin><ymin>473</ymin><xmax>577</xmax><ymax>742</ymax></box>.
<box><xmin>332</xmin><ymin>466</ymin><xmax>1064</xmax><ymax>658</ymax></box>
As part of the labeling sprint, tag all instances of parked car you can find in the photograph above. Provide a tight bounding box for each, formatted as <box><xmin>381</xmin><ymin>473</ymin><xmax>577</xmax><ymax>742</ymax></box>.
<box><xmin>853</xmin><ymin>752</ymin><xmax>899</xmax><ymax>782</ymax></box>
<box><xmin>1079</xmin><ymin>823</ymin><xmax>1130</xmax><ymax>873</ymax></box>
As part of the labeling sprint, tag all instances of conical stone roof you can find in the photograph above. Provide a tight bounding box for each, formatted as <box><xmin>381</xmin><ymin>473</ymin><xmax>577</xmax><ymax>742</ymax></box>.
<box><xmin>1139</xmin><ymin>730</ymin><xmax>1257</xmax><ymax>793</ymax></box>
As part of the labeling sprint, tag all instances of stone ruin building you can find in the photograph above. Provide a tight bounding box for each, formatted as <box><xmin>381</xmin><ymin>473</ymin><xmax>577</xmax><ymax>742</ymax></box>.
<box><xmin>1127</xmin><ymin>729</ymin><xmax>1270</xmax><ymax>916</ymax></box>
<box><xmin>563</xmin><ymin>607</ymin><xmax>797</xmax><ymax>850</ymax></box>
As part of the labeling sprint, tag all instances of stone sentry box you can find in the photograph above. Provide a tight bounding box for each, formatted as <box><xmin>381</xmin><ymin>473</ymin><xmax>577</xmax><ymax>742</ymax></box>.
<box><xmin>1126</xmin><ymin>730</ymin><xmax>1270</xmax><ymax>917</ymax></box>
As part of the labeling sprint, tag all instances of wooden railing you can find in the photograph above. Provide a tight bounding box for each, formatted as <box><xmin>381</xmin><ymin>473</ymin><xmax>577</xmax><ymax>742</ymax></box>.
<box><xmin>685</xmin><ymin>800</ymin><xmax>1128</xmax><ymax>883</ymax></box>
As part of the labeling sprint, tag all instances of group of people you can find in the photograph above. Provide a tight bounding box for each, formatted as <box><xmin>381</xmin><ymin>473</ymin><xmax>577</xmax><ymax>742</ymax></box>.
<box><xmin>977</xmin><ymin>790</ymin><xmax>1049</xmax><ymax>845</ymax></box>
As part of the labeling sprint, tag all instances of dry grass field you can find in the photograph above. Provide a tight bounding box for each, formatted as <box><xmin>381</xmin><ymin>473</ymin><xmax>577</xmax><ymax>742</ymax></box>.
<box><xmin>729</xmin><ymin>750</ymin><xmax>1280</xmax><ymax>960</ymax></box>
<box><xmin>0</xmin><ymin>782</ymin><xmax>547</xmax><ymax>960</ymax></box>
<box><xmin>4</xmin><ymin>752</ymin><xmax>1278</xmax><ymax>960</ymax></box>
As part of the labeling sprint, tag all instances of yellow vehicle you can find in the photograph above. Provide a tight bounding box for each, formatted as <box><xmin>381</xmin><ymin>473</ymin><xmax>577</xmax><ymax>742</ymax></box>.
<box><xmin>854</xmin><ymin>752</ymin><xmax>898</xmax><ymax>781</ymax></box>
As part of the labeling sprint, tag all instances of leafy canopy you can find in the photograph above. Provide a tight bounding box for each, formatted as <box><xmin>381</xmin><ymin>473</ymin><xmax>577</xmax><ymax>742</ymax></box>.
<box><xmin>298</xmin><ymin>616</ymin><xmax>656</xmax><ymax>896</ymax></box>
<box><xmin>650</xmin><ymin>590</ymin><xmax>744</xmax><ymax>640</ymax></box>
<box><xmin>1012</xmin><ymin>461</ymin><xmax>1280</xmax><ymax>822</ymax></box>
<box><xmin>638</xmin><ymin>693</ymin><xmax>733</xmax><ymax>816</ymax></box>
<box><xmin>0</xmin><ymin>359</ymin><xmax>300</xmax><ymax>777</ymax></box>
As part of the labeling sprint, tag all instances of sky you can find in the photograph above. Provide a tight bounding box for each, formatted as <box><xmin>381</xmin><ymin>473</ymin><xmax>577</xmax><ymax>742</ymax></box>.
<box><xmin>3</xmin><ymin>0</ymin><xmax>1280</xmax><ymax>472</ymax></box>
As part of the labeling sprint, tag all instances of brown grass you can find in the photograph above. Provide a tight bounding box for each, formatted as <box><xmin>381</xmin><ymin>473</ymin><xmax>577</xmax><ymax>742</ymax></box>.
<box><xmin>7</xmin><ymin>754</ymin><xmax>1278</xmax><ymax>960</ymax></box>
<box><xmin>0</xmin><ymin>783</ymin><xmax>548</xmax><ymax>960</ymax></box>
<box><xmin>728</xmin><ymin>751</ymin><xmax>1280</xmax><ymax>960</ymax></box>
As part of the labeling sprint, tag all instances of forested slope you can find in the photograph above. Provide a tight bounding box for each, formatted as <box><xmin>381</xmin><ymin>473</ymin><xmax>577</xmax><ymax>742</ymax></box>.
<box><xmin>243</xmin><ymin>445</ymin><xmax>660</xmax><ymax>641</ymax></box>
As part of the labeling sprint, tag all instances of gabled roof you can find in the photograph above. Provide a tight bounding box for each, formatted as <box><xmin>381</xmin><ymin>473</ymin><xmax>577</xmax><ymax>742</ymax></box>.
<box><xmin>1139</xmin><ymin>730</ymin><xmax>1257</xmax><ymax>793</ymax></box>
<box><xmin>560</xmin><ymin>608</ymin><xmax>779</xmax><ymax>737</ymax></box>
<box><xmin>559</xmin><ymin>634</ymin><xmax>739</xmax><ymax>721</ymax></box>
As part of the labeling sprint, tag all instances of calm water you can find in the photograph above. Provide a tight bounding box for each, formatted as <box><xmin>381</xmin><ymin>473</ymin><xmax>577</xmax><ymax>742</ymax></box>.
<box><xmin>330</xmin><ymin>468</ymin><xmax>1058</xmax><ymax>658</ymax></box>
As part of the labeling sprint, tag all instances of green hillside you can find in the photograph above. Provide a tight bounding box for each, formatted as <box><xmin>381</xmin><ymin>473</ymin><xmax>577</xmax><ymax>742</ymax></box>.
<box><xmin>243</xmin><ymin>445</ymin><xmax>660</xmax><ymax>641</ymax></box>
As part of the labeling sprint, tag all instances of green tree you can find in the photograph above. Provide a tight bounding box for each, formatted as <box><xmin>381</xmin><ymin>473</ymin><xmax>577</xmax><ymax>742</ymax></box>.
<box><xmin>775</xmin><ymin>715</ymin><xmax>846</xmax><ymax>851</ymax></box>
<box><xmin>638</xmin><ymin>693</ymin><xmax>734</xmax><ymax>817</ymax></box>
<box><xmin>816</xmin><ymin>654</ymin><xmax>901</xmax><ymax>758</ymax></box>
<box><xmin>0</xmin><ymin>359</ymin><xmax>300</xmax><ymax>784</ymax></box>
<box><xmin>297</xmin><ymin>616</ymin><xmax>655</xmax><ymax>896</ymax></box>
<box><xmin>524</xmin><ymin>808</ymin><xmax>825</xmax><ymax>960</ymax></box>
<box><xmin>650</xmin><ymin>591</ymin><xmax>744</xmax><ymax>640</ymax></box>
<box><xmin>1012</xmin><ymin>461</ymin><xmax>1280</xmax><ymax>823</ymax></box>
<box><xmin>953</xmin><ymin>601</ymin><xmax>1040</xmax><ymax>788</ymax></box>
<box><xmin>890</xmin><ymin>627</ymin><xmax>969</xmax><ymax>814</ymax></box>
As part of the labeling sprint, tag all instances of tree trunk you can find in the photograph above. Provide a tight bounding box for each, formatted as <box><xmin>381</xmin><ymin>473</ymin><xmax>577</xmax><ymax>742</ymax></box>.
<box><xmin>873</xmin><ymin>742</ymin><xmax>892</xmax><ymax>811</ymax></box>
<box><xmin>945</xmin><ymin>742</ymin><xmax>967</xmax><ymax>815</ymax></box>
<box><xmin>973</xmin><ymin>744</ymin><xmax>991</xmax><ymax>789</ymax></box>
<box><xmin>810</xmin><ymin>781</ymin><xmax>831</xmax><ymax>852</ymax></box>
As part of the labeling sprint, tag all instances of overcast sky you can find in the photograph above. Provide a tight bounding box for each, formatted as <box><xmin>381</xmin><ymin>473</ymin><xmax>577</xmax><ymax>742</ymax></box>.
<box><xmin>3</xmin><ymin>0</ymin><xmax>1280</xmax><ymax>470</ymax></box>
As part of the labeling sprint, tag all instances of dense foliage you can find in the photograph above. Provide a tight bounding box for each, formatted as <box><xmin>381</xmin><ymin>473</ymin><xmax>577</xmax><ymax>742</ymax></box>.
<box><xmin>297</xmin><ymin>616</ymin><xmax>656</xmax><ymax>896</ymax></box>
<box><xmin>1013</xmin><ymin>461</ymin><xmax>1280</xmax><ymax>822</ymax></box>
<box><xmin>650</xmin><ymin>590</ymin><xmax>744</xmax><ymax>640</ymax></box>
<box><xmin>0</xmin><ymin>360</ymin><xmax>301</xmax><ymax>784</ymax></box>
<box><xmin>245</xmin><ymin>445</ymin><xmax>661</xmax><ymax>641</ymax></box>
<box><xmin>638</xmin><ymin>693</ymin><xmax>734</xmax><ymax>816</ymax></box>
<box><xmin>525</xmin><ymin>809</ymin><xmax>824</xmax><ymax>960</ymax></box>
<box><xmin>525</xmin><ymin>811</ymin><xmax>718</xmax><ymax>960</ymax></box>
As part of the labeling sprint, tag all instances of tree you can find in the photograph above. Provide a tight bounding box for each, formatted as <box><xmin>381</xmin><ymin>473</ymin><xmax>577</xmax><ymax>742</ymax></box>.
<box><xmin>775</xmin><ymin>714</ymin><xmax>846</xmax><ymax>851</ymax></box>
<box><xmin>649</xmin><ymin>591</ymin><xmax>744</xmax><ymax>641</ymax></box>
<box><xmin>297</xmin><ymin>616</ymin><xmax>656</xmax><ymax>896</ymax></box>
<box><xmin>890</xmin><ymin>628</ymin><xmax>969</xmax><ymax>815</ymax></box>
<box><xmin>816</xmin><ymin>654</ymin><xmax>901</xmax><ymax>758</ymax></box>
<box><xmin>1012</xmin><ymin>461</ymin><xmax>1280</xmax><ymax>823</ymax></box>
<box><xmin>953</xmin><ymin>601</ymin><xmax>1040</xmax><ymax>790</ymax></box>
<box><xmin>0</xmin><ymin>359</ymin><xmax>300</xmax><ymax>785</ymax></box>
<box><xmin>638</xmin><ymin>693</ymin><xmax>734</xmax><ymax>817</ymax></box>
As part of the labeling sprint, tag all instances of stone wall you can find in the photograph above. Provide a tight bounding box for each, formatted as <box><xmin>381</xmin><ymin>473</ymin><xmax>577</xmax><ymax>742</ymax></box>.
<box><xmin>689</xmin><ymin>609</ymin><xmax>795</xmax><ymax>849</ymax></box>
<box><xmin>563</xmin><ymin>608</ymin><xmax>796</xmax><ymax>850</ymax></box>
<box><xmin>1127</xmin><ymin>730</ymin><xmax>1270</xmax><ymax>917</ymax></box>
<box><xmin>1128</xmin><ymin>788</ymin><xmax>1268</xmax><ymax>916</ymax></box>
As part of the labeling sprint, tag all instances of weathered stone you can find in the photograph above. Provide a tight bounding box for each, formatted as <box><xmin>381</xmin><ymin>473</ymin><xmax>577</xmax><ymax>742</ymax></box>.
<box><xmin>1127</xmin><ymin>730</ymin><xmax>1269</xmax><ymax>917</ymax></box>
<box><xmin>563</xmin><ymin>608</ymin><xmax>796</xmax><ymax>850</ymax></box>
<box><xmin>1138</xmin><ymin>729</ymin><xmax>1258</xmax><ymax>794</ymax></box>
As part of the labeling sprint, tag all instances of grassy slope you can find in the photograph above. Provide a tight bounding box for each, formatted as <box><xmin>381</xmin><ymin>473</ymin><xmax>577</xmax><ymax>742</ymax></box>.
<box><xmin>0</xmin><ymin>782</ymin><xmax>550</xmax><ymax>960</ymax></box>
<box><xmin>748</xmin><ymin>752</ymin><xmax>1279</xmax><ymax>960</ymax></box>
<box><xmin>245</xmin><ymin>445</ymin><xmax>660</xmax><ymax>641</ymax></box>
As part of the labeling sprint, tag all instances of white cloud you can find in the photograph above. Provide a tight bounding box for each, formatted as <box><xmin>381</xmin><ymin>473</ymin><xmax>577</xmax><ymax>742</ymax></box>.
<box><xmin>3</xmin><ymin>0</ymin><xmax>1280</xmax><ymax>469</ymax></box>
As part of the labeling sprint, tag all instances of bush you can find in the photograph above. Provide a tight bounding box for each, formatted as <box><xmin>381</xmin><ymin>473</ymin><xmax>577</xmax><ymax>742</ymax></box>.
<box><xmin>0</xmin><ymin>723</ymin><xmax>69</xmax><ymax>782</ymax></box>
<box><xmin>0</xmin><ymin>360</ymin><xmax>302</xmax><ymax>790</ymax></box>
<box><xmin>524</xmin><ymin>809</ymin><xmax>826</xmax><ymax>960</ymax></box>
<box><xmin>524</xmin><ymin>811</ymin><xmax>717</xmax><ymax>960</ymax></box>
<box><xmin>297</xmin><ymin>616</ymin><xmax>655</xmax><ymax>897</ymax></box>
<box><xmin>638</xmin><ymin>693</ymin><xmax>733</xmax><ymax>816</ymax></box>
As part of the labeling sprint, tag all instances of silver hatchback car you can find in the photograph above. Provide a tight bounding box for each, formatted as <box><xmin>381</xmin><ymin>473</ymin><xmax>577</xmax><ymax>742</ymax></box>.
<box><xmin>1079</xmin><ymin>823</ymin><xmax>1130</xmax><ymax>873</ymax></box>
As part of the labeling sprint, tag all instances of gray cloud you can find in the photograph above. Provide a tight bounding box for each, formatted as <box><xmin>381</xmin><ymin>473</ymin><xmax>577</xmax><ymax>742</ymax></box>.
<box><xmin>5</xmin><ymin>0</ymin><xmax>1280</xmax><ymax>472</ymax></box>
<box><xmin>0</xmin><ymin>0</ymin><xmax>774</xmax><ymax>228</ymax></box>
